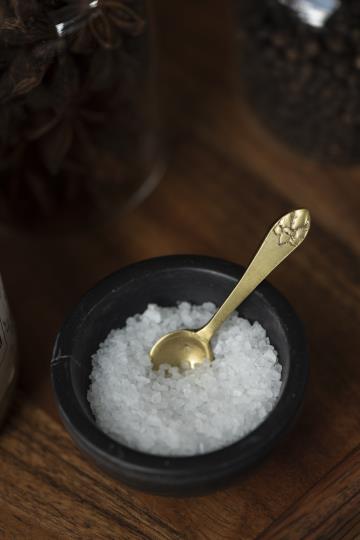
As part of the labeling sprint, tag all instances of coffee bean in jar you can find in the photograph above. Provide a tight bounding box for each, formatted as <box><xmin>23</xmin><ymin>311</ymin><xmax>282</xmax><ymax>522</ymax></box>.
<box><xmin>235</xmin><ymin>0</ymin><xmax>360</xmax><ymax>164</ymax></box>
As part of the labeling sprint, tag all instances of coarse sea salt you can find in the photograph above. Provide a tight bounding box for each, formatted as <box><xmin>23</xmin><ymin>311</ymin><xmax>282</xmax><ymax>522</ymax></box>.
<box><xmin>88</xmin><ymin>302</ymin><xmax>282</xmax><ymax>456</ymax></box>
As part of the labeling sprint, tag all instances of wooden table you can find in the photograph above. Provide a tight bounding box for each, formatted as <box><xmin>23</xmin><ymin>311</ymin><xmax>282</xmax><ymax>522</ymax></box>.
<box><xmin>0</xmin><ymin>2</ymin><xmax>359</xmax><ymax>538</ymax></box>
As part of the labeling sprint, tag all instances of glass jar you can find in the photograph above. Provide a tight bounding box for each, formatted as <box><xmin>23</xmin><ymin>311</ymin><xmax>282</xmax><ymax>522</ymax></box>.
<box><xmin>235</xmin><ymin>0</ymin><xmax>360</xmax><ymax>165</ymax></box>
<box><xmin>0</xmin><ymin>0</ymin><xmax>161</xmax><ymax>231</ymax></box>
<box><xmin>0</xmin><ymin>275</ymin><xmax>17</xmax><ymax>428</ymax></box>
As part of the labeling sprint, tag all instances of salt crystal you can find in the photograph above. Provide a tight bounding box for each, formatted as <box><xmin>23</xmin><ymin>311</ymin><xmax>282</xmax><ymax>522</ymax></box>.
<box><xmin>88</xmin><ymin>302</ymin><xmax>282</xmax><ymax>456</ymax></box>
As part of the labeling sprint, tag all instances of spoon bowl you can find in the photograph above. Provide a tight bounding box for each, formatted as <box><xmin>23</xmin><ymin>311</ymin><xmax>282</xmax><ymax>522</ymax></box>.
<box><xmin>150</xmin><ymin>330</ymin><xmax>213</xmax><ymax>370</ymax></box>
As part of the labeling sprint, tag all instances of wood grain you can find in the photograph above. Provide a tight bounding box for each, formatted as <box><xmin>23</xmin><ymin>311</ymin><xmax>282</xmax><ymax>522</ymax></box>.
<box><xmin>259</xmin><ymin>445</ymin><xmax>360</xmax><ymax>540</ymax></box>
<box><xmin>1</xmin><ymin>398</ymin><xmax>182</xmax><ymax>540</ymax></box>
<box><xmin>0</xmin><ymin>1</ymin><xmax>359</xmax><ymax>538</ymax></box>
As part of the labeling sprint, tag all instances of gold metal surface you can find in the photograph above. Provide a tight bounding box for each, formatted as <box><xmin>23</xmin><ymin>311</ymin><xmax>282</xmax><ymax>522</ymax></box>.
<box><xmin>150</xmin><ymin>209</ymin><xmax>311</xmax><ymax>371</ymax></box>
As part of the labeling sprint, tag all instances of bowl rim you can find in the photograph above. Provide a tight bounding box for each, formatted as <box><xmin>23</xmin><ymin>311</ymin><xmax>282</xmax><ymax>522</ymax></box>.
<box><xmin>51</xmin><ymin>254</ymin><xmax>308</xmax><ymax>485</ymax></box>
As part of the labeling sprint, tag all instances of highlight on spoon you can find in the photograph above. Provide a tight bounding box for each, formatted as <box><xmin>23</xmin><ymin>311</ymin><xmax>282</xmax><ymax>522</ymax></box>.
<box><xmin>150</xmin><ymin>330</ymin><xmax>212</xmax><ymax>371</ymax></box>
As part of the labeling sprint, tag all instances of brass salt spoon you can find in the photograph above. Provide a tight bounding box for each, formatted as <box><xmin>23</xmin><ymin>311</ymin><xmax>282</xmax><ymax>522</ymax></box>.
<box><xmin>150</xmin><ymin>209</ymin><xmax>311</xmax><ymax>371</ymax></box>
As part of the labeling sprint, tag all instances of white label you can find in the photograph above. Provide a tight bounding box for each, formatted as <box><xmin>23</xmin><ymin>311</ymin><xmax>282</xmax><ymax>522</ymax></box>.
<box><xmin>279</xmin><ymin>0</ymin><xmax>339</xmax><ymax>28</ymax></box>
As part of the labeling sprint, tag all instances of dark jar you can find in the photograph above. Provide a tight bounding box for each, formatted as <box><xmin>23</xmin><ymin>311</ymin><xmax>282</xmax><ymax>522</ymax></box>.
<box><xmin>0</xmin><ymin>275</ymin><xmax>17</xmax><ymax>428</ymax></box>
<box><xmin>0</xmin><ymin>0</ymin><xmax>161</xmax><ymax>231</ymax></box>
<box><xmin>235</xmin><ymin>0</ymin><xmax>360</xmax><ymax>165</ymax></box>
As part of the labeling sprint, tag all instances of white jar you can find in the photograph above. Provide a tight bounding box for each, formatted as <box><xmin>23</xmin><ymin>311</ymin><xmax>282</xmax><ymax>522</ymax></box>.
<box><xmin>0</xmin><ymin>276</ymin><xmax>17</xmax><ymax>427</ymax></box>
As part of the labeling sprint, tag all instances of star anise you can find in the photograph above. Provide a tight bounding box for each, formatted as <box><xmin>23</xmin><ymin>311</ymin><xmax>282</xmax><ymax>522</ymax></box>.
<box><xmin>28</xmin><ymin>79</ymin><xmax>106</xmax><ymax>175</ymax></box>
<box><xmin>0</xmin><ymin>0</ymin><xmax>60</xmax><ymax>103</ymax></box>
<box><xmin>0</xmin><ymin>41</ymin><xmax>59</xmax><ymax>103</ymax></box>
<box><xmin>71</xmin><ymin>0</ymin><xmax>145</xmax><ymax>51</ymax></box>
<box><xmin>0</xmin><ymin>0</ymin><xmax>55</xmax><ymax>45</ymax></box>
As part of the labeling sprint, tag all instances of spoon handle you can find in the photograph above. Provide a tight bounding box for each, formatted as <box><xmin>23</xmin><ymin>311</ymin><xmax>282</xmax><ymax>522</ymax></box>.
<box><xmin>197</xmin><ymin>209</ymin><xmax>311</xmax><ymax>342</ymax></box>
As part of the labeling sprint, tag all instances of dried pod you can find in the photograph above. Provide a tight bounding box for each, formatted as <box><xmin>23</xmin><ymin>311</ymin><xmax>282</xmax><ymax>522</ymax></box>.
<box><xmin>9</xmin><ymin>47</ymin><xmax>51</xmax><ymax>98</ymax></box>
<box><xmin>0</xmin><ymin>14</ymin><xmax>55</xmax><ymax>45</ymax></box>
<box><xmin>49</xmin><ymin>55</ymin><xmax>80</xmax><ymax>109</ymax></box>
<box><xmin>39</xmin><ymin>117</ymin><xmax>74</xmax><ymax>176</ymax></box>
<box><xmin>10</xmin><ymin>0</ymin><xmax>41</xmax><ymax>22</ymax></box>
